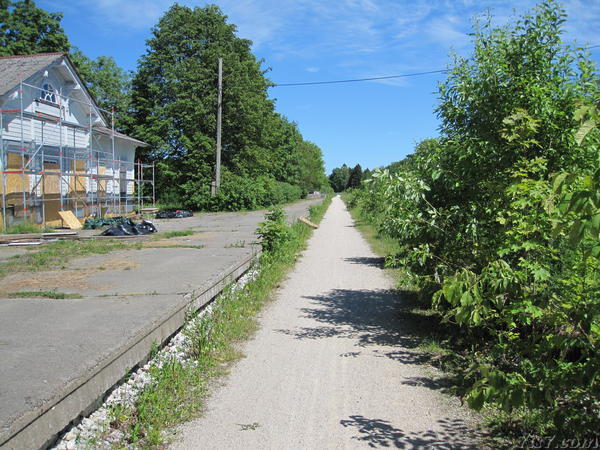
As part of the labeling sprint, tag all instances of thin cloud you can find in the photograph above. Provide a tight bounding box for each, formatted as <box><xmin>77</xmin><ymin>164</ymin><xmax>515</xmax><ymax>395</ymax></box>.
<box><xmin>42</xmin><ymin>0</ymin><xmax>598</xmax><ymax>75</ymax></box>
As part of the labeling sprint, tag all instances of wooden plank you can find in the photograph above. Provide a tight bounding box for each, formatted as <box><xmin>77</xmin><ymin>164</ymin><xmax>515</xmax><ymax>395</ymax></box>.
<box><xmin>298</xmin><ymin>216</ymin><xmax>318</xmax><ymax>229</ymax></box>
<box><xmin>58</xmin><ymin>210</ymin><xmax>83</xmax><ymax>230</ymax></box>
<box><xmin>42</xmin><ymin>231</ymin><xmax>78</xmax><ymax>237</ymax></box>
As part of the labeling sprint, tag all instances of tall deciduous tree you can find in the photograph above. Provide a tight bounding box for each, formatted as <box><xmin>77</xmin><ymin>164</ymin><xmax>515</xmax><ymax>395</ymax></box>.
<box><xmin>130</xmin><ymin>4</ymin><xmax>327</xmax><ymax>206</ymax></box>
<box><xmin>0</xmin><ymin>0</ymin><xmax>70</xmax><ymax>56</ymax></box>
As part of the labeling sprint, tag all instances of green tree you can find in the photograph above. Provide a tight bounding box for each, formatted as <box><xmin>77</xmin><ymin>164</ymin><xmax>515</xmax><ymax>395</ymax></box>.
<box><xmin>130</xmin><ymin>3</ymin><xmax>272</xmax><ymax>191</ymax></box>
<box><xmin>347</xmin><ymin>164</ymin><xmax>363</xmax><ymax>188</ymax></box>
<box><xmin>130</xmin><ymin>3</ymin><xmax>326</xmax><ymax>208</ymax></box>
<box><xmin>0</xmin><ymin>0</ymin><xmax>70</xmax><ymax>56</ymax></box>
<box><xmin>297</xmin><ymin>140</ymin><xmax>329</xmax><ymax>193</ymax></box>
<box><xmin>328</xmin><ymin>164</ymin><xmax>350</xmax><ymax>192</ymax></box>
<box><xmin>70</xmin><ymin>48</ymin><xmax>132</xmax><ymax>130</ymax></box>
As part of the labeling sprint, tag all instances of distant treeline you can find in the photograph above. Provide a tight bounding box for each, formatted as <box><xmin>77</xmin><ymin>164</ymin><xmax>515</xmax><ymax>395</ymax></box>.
<box><xmin>1</xmin><ymin>1</ymin><xmax>330</xmax><ymax>210</ymax></box>
<box><xmin>327</xmin><ymin>164</ymin><xmax>370</xmax><ymax>192</ymax></box>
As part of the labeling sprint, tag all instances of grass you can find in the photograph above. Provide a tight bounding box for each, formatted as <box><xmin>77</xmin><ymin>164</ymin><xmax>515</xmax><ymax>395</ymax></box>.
<box><xmin>224</xmin><ymin>240</ymin><xmax>246</xmax><ymax>248</ymax></box>
<box><xmin>4</xmin><ymin>290</ymin><xmax>81</xmax><ymax>299</ymax></box>
<box><xmin>0</xmin><ymin>239</ymin><xmax>142</xmax><ymax>279</ymax></box>
<box><xmin>102</xmin><ymin>196</ymin><xmax>332</xmax><ymax>448</ymax></box>
<box><xmin>159</xmin><ymin>229</ymin><xmax>195</xmax><ymax>239</ymax></box>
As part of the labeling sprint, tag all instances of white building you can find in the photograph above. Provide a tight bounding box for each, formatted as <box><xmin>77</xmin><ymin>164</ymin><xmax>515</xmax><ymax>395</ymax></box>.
<box><xmin>0</xmin><ymin>52</ymin><xmax>152</xmax><ymax>228</ymax></box>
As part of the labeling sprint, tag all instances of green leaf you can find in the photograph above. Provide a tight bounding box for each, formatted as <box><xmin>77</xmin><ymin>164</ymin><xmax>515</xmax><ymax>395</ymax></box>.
<box><xmin>574</xmin><ymin>118</ymin><xmax>595</xmax><ymax>145</ymax></box>
<box><xmin>568</xmin><ymin>219</ymin><xmax>584</xmax><ymax>247</ymax></box>
<box><xmin>468</xmin><ymin>389</ymin><xmax>485</xmax><ymax>410</ymax></box>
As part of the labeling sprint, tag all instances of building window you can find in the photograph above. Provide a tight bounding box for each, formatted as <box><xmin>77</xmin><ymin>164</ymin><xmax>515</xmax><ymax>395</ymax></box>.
<box><xmin>41</xmin><ymin>82</ymin><xmax>57</xmax><ymax>104</ymax></box>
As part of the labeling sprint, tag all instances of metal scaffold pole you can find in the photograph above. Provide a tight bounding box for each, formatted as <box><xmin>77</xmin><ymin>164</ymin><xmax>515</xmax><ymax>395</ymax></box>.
<box><xmin>88</xmin><ymin>107</ymin><xmax>94</xmax><ymax>217</ymax></box>
<box><xmin>72</xmin><ymin>124</ymin><xmax>76</xmax><ymax>220</ymax></box>
<box><xmin>41</xmin><ymin>142</ymin><xmax>45</xmax><ymax>226</ymax></box>
<box><xmin>137</xmin><ymin>159</ymin><xmax>141</xmax><ymax>210</ymax></box>
<box><xmin>19</xmin><ymin>80</ymin><xmax>27</xmax><ymax>221</ymax></box>
<box><xmin>111</xmin><ymin>107</ymin><xmax>116</xmax><ymax>215</ymax></box>
<box><xmin>59</xmin><ymin>96</ymin><xmax>64</xmax><ymax>213</ymax></box>
<box><xmin>1</xmin><ymin>112</ymin><xmax>6</xmax><ymax>231</ymax></box>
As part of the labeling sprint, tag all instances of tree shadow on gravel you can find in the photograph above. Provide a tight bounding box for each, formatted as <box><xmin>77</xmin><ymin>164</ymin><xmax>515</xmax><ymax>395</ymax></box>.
<box><xmin>343</xmin><ymin>256</ymin><xmax>386</xmax><ymax>268</ymax></box>
<box><xmin>275</xmin><ymin>288</ymin><xmax>471</xmax><ymax>397</ymax></box>
<box><xmin>340</xmin><ymin>414</ymin><xmax>483</xmax><ymax>449</ymax></box>
<box><xmin>276</xmin><ymin>289</ymin><xmax>412</xmax><ymax>348</ymax></box>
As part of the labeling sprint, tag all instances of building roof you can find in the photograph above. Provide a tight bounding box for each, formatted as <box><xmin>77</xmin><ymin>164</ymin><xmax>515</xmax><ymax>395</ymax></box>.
<box><xmin>94</xmin><ymin>126</ymin><xmax>148</xmax><ymax>147</ymax></box>
<box><xmin>1</xmin><ymin>52</ymin><xmax>148</xmax><ymax>147</ymax></box>
<box><xmin>0</xmin><ymin>52</ymin><xmax>65</xmax><ymax>97</ymax></box>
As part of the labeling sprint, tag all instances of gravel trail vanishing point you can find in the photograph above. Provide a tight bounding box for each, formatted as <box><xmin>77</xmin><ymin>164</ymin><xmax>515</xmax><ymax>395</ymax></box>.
<box><xmin>174</xmin><ymin>196</ymin><xmax>482</xmax><ymax>449</ymax></box>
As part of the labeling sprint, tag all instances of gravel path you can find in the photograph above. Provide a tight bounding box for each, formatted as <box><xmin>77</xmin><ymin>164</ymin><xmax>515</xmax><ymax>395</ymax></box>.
<box><xmin>174</xmin><ymin>196</ymin><xmax>481</xmax><ymax>449</ymax></box>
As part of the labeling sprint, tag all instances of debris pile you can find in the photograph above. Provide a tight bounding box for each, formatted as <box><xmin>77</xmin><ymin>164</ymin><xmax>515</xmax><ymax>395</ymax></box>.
<box><xmin>99</xmin><ymin>219</ymin><xmax>157</xmax><ymax>236</ymax></box>
<box><xmin>155</xmin><ymin>209</ymin><xmax>194</xmax><ymax>219</ymax></box>
<box><xmin>83</xmin><ymin>216</ymin><xmax>131</xmax><ymax>230</ymax></box>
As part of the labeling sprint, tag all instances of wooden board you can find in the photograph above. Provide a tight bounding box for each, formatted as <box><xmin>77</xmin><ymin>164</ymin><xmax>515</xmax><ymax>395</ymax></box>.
<box><xmin>58</xmin><ymin>210</ymin><xmax>83</xmax><ymax>230</ymax></box>
<box><xmin>298</xmin><ymin>217</ymin><xmax>318</xmax><ymax>229</ymax></box>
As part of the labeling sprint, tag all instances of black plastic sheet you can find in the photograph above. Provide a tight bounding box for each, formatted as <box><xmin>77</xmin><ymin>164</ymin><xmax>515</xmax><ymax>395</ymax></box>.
<box><xmin>99</xmin><ymin>219</ymin><xmax>157</xmax><ymax>236</ymax></box>
<box><xmin>155</xmin><ymin>209</ymin><xmax>194</xmax><ymax>219</ymax></box>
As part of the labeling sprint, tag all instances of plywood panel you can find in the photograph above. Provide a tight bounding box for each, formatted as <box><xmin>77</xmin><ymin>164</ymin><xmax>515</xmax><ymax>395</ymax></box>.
<box><xmin>43</xmin><ymin>161</ymin><xmax>60</xmax><ymax>194</ymax></box>
<box><xmin>6</xmin><ymin>173</ymin><xmax>28</xmax><ymax>195</ymax></box>
<box><xmin>7</xmin><ymin>152</ymin><xmax>23</xmax><ymax>169</ymax></box>
<box><xmin>58</xmin><ymin>210</ymin><xmax>82</xmax><ymax>229</ymax></box>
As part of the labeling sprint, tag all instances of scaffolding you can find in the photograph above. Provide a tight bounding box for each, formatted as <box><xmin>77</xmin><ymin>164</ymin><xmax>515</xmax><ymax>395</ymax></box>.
<box><xmin>0</xmin><ymin>80</ymin><xmax>155</xmax><ymax>231</ymax></box>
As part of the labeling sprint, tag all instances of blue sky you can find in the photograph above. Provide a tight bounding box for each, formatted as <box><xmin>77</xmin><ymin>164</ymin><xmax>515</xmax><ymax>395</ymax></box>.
<box><xmin>40</xmin><ymin>0</ymin><xmax>599</xmax><ymax>173</ymax></box>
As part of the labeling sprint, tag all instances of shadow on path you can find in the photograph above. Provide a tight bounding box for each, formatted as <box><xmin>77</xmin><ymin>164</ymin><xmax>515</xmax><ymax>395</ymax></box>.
<box><xmin>340</xmin><ymin>414</ymin><xmax>480</xmax><ymax>449</ymax></box>
<box><xmin>278</xmin><ymin>288</ymin><xmax>414</xmax><ymax>348</ymax></box>
<box><xmin>274</xmin><ymin>288</ymin><xmax>465</xmax><ymax>394</ymax></box>
<box><xmin>343</xmin><ymin>256</ymin><xmax>386</xmax><ymax>268</ymax></box>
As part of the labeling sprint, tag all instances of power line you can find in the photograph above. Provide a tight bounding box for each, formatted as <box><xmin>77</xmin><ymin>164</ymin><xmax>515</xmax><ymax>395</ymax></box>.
<box><xmin>273</xmin><ymin>43</ymin><xmax>598</xmax><ymax>88</ymax></box>
<box><xmin>273</xmin><ymin>69</ymin><xmax>447</xmax><ymax>87</ymax></box>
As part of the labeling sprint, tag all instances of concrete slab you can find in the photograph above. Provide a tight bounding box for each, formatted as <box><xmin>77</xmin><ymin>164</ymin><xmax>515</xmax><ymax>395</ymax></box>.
<box><xmin>0</xmin><ymin>199</ymin><xmax>323</xmax><ymax>449</ymax></box>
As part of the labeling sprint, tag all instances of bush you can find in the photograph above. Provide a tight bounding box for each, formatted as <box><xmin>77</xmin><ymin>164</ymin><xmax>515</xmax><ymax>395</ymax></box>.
<box><xmin>182</xmin><ymin>174</ymin><xmax>303</xmax><ymax>212</ymax></box>
<box><xmin>256</xmin><ymin>207</ymin><xmax>291</xmax><ymax>252</ymax></box>
<box><xmin>349</xmin><ymin>1</ymin><xmax>599</xmax><ymax>440</ymax></box>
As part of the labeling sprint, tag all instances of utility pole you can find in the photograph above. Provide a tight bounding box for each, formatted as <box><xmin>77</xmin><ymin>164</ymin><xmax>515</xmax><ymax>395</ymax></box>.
<box><xmin>212</xmin><ymin>57</ymin><xmax>223</xmax><ymax>196</ymax></box>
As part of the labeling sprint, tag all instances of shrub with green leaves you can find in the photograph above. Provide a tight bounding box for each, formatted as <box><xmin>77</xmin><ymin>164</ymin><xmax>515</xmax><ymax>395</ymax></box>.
<box><xmin>256</xmin><ymin>207</ymin><xmax>291</xmax><ymax>253</ymax></box>
<box><xmin>348</xmin><ymin>0</ymin><xmax>599</xmax><ymax>439</ymax></box>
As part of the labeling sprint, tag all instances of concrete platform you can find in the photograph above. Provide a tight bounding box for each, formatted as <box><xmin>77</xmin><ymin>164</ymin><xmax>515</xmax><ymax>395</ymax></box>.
<box><xmin>0</xmin><ymin>199</ymin><xmax>322</xmax><ymax>449</ymax></box>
